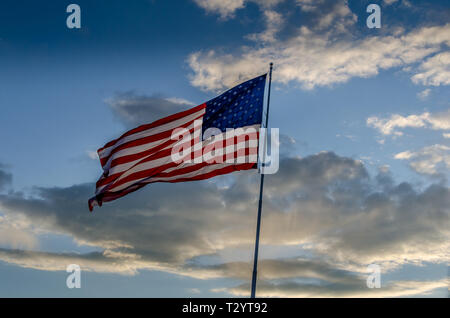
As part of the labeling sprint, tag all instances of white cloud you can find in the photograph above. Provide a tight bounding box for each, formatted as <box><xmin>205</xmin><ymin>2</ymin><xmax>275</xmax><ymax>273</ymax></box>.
<box><xmin>187</xmin><ymin>0</ymin><xmax>450</xmax><ymax>92</ymax></box>
<box><xmin>246</xmin><ymin>9</ymin><xmax>284</xmax><ymax>43</ymax></box>
<box><xmin>193</xmin><ymin>0</ymin><xmax>246</xmax><ymax>19</ymax></box>
<box><xmin>395</xmin><ymin>144</ymin><xmax>450</xmax><ymax>175</ymax></box>
<box><xmin>165</xmin><ymin>97</ymin><xmax>195</xmax><ymax>106</ymax></box>
<box><xmin>0</xmin><ymin>248</ymin><xmax>145</xmax><ymax>275</ymax></box>
<box><xmin>412</xmin><ymin>52</ymin><xmax>450</xmax><ymax>86</ymax></box>
<box><xmin>0</xmin><ymin>215</ymin><xmax>38</xmax><ymax>250</ymax></box>
<box><xmin>443</xmin><ymin>133</ymin><xmax>450</xmax><ymax>139</ymax></box>
<box><xmin>383</xmin><ymin>0</ymin><xmax>399</xmax><ymax>5</ymax></box>
<box><xmin>417</xmin><ymin>88</ymin><xmax>431</xmax><ymax>100</ymax></box>
<box><xmin>86</xmin><ymin>150</ymin><xmax>99</xmax><ymax>160</ymax></box>
<box><xmin>193</xmin><ymin>0</ymin><xmax>285</xmax><ymax>19</ymax></box>
<box><xmin>367</xmin><ymin>109</ymin><xmax>450</xmax><ymax>136</ymax></box>
<box><xmin>188</xmin><ymin>288</ymin><xmax>201</xmax><ymax>294</ymax></box>
<box><xmin>394</xmin><ymin>150</ymin><xmax>414</xmax><ymax>160</ymax></box>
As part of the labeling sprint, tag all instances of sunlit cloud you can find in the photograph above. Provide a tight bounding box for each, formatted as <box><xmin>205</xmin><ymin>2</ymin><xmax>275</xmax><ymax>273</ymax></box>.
<box><xmin>367</xmin><ymin>109</ymin><xmax>450</xmax><ymax>136</ymax></box>
<box><xmin>0</xmin><ymin>151</ymin><xmax>448</xmax><ymax>296</ymax></box>
<box><xmin>193</xmin><ymin>0</ymin><xmax>246</xmax><ymax>19</ymax></box>
<box><xmin>412</xmin><ymin>52</ymin><xmax>450</xmax><ymax>87</ymax></box>
<box><xmin>188</xmin><ymin>0</ymin><xmax>450</xmax><ymax>91</ymax></box>
<box><xmin>395</xmin><ymin>144</ymin><xmax>450</xmax><ymax>176</ymax></box>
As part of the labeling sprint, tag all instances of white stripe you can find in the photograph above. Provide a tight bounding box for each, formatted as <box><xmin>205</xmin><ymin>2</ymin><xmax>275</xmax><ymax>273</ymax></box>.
<box><xmin>98</xmin><ymin>108</ymin><xmax>206</xmax><ymax>160</ymax></box>
<box><xmin>110</xmin><ymin>127</ymin><xmax>258</xmax><ymax>182</ymax></box>
<box><xmin>162</xmin><ymin>148</ymin><xmax>258</xmax><ymax>174</ymax></box>
<box><xmin>107</xmin><ymin>143</ymin><xmax>258</xmax><ymax>193</ymax></box>
<box><xmin>111</xmin><ymin>156</ymin><xmax>255</xmax><ymax>191</ymax></box>
<box><xmin>103</xmin><ymin>122</ymin><xmax>202</xmax><ymax>175</ymax></box>
<box><xmin>97</xmin><ymin>124</ymin><xmax>260</xmax><ymax>194</ymax></box>
<box><xmin>105</xmin><ymin>124</ymin><xmax>259</xmax><ymax>177</ymax></box>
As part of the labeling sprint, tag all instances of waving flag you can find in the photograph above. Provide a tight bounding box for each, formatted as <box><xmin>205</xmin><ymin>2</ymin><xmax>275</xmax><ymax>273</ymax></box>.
<box><xmin>89</xmin><ymin>74</ymin><xmax>267</xmax><ymax>211</ymax></box>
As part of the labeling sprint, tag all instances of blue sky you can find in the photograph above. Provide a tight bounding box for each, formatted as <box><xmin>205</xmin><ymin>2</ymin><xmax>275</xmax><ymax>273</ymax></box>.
<box><xmin>0</xmin><ymin>0</ymin><xmax>449</xmax><ymax>297</ymax></box>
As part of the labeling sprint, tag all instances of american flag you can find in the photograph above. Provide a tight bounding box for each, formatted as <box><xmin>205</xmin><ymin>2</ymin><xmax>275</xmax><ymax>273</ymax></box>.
<box><xmin>89</xmin><ymin>74</ymin><xmax>267</xmax><ymax>211</ymax></box>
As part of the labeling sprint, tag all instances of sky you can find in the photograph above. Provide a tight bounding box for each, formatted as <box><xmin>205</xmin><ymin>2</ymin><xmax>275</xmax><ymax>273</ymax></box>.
<box><xmin>0</xmin><ymin>0</ymin><xmax>448</xmax><ymax>297</ymax></box>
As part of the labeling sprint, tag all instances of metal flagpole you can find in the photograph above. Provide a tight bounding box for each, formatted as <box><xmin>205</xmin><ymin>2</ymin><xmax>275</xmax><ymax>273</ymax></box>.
<box><xmin>251</xmin><ymin>62</ymin><xmax>273</xmax><ymax>298</ymax></box>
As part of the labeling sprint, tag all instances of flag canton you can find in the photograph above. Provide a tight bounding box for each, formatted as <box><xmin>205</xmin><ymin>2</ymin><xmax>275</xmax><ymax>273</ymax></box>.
<box><xmin>202</xmin><ymin>74</ymin><xmax>266</xmax><ymax>138</ymax></box>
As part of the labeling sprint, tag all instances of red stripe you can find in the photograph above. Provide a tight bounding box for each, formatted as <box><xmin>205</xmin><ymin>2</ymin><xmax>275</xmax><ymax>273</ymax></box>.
<box><xmin>97</xmin><ymin>129</ymin><xmax>258</xmax><ymax>188</ymax></box>
<box><xmin>107</xmin><ymin>128</ymin><xmax>257</xmax><ymax>171</ymax></box>
<box><xmin>98</xmin><ymin>103</ymin><xmax>206</xmax><ymax>154</ymax></box>
<box><xmin>152</xmin><ymin>151</ymin><xmax>257</xmax><ymax>179</ymax></box>
<box><xmin>90</xmin><ymin>96</ymin><xmax>260</xmax><ymax>210</ymax></box>
<box><xmin>159</xmin><ymin>163</ymin><xmax>256</xmax><ymax>183</ymax></box>
<box><xmin>98</xmin><ymin>131</ymin><xmax>258</xmax><ymax>190</ymax></box>
<box><xmin>107</xmin><ymin>125</ymin><xmax>203</xmax><ymax>168</ymax></box>
<box><xmin>99</xmin><ymin>113</ymin><xmax>204</xmax><ymax>167</ymax></box>
<box><xmin>95</xmin><ymin>126</ymin><xmax>200</xmax><ymax>188</ymax></box>
<box><xmin>98</xmin><ymin>163</ymin><xmax>256</xmax><ymax>203</ymax></box>
<box><xmin>104</xmin><ymin>148</ymin><xmax>257</xmax><ymax>192</ymax></box>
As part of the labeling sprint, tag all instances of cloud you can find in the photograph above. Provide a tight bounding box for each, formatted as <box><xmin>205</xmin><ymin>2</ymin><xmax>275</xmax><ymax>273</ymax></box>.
<box><xmin>193</xmin><ymin>0</ymin><xmax>283</xmax><ymax>20</ymax></box>
<box><xmin>295</xmin><ymin>0</ymin><xmax>357</xmax><ymax>32</ymax></box>
<box><xmin>193</xmin><ymin>257</ymin><xmax>370</xmax><ymax>286</ymax></box>
<box><xmin>417</xmin><ymin>88</ymin><xmax>431</xmax><ymax>100</ymax></box>
<box><xmin>106</xmin><ymin>92</ymin><xmax>195</xmax><ymax>128</ymax></box>
<box><xmin>246</xmin><ymin>9</ymin><xmax>284</xmax><ymax>43</ymax></box>
<box><xmin>0</xmin><ymin>152</ymin><xmax>448</xmax><ymax>296</ymax></box>
<box><xmin>188</xmin><ymin>288</ymin><xmax>201</xmax><ymax>294</ymax></box>
<box><xmin>187</xmin><ymin>0</ymin><xmax>450</xmax><ymax>92</ymax></box>
<box><xmin>0</xmin><ymin>248</ymin><xmax>142</xmax><ymax>275</ymax></box>
<box><xmin>395</xmin><ymin>144</ymin><xmax>450</xmax><ymax>176</ymax></box>
<box><xmin>383</xmin><ymin>0</ymin><xmax>399</xmax><ymax>5</ymax></box>
<box><xmin>412</xmin><ymin>52</ymin><xmax>450</xmax><ymax>86</ymax></box>
<box><xmin>193</xmin><ymin>0</ymin><xmax>246</xmax><ymax>19</ymax></box>
<box><xmin>0</xmin><ymin>214</ymin><xmax>38</xmax><ymax>250</ymax></box>
<box><xmin>86</xmin><ymin>150</ymin><xmax>99</xmax><ymax>160</ymax></box>
<box><xmin>367</xmin><ymin>109</ymin><xmax>450</xmax><ymax>136</ymax></box>
<box><xmin>225</xmin><ymin>277</ymin><xmax>449</xmax><ymax>297</ymax></box>
<box><xmin>0</xmin><ymin>164</ymin><xmax>12</xmax><ymax>192</ymax></box>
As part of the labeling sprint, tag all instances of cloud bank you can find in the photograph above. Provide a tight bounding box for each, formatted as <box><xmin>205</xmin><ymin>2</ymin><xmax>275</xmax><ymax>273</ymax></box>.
<box><xmin>106</xmin><ymin>92</ymin><xmax>195</xmax><ymax>128</ymax></box>
<box><xmin>0</xmin><ymin>152</ymin><xmax>448</xmax><ymax>296</ymax></box>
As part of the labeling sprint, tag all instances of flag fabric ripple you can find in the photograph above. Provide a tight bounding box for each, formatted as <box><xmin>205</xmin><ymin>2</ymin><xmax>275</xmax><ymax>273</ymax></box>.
<box><xmin>89</xmin><ymin>74</ymin><xmax>267</xmax><ymax>211</ymax></box>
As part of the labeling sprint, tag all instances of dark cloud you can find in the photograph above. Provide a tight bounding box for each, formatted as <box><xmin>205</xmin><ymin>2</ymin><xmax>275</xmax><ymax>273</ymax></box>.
<box><xmin>0</xmin><ymin>248</ymin><xmax>117</xmax><ymax>272</ymax></box>
<box><xmin>187</xmin><ymin>257</ymin><xmax>359</xmax><ymax>283</ymax></box>
<box><xmin>107</xmin><ymin>92</ymin><xmax>195</xmax><ymax>128</ymax></box>
<box><xmin>0</xmin><ymin>182</ymin><xmax>228</xmax><ymax>265</ymax></box>
<box><xmin>0</xmin><ymin>164</ymin><xmax>12</xmax><ymax>191</ymax></box>
<box><xmin>0</xmin><ymin>152</ymin><xmax>448</xmax><ymax>296</ymax></box>
<box><xmin>227</xmin><ymin>275</ymin><xmax>448</xmax><ymax>298</ymax></box>
<box><xmin>266</xmin><ymin>152</ymin><xmax>369</xmax><ymax>192</ymax></box>
<box><xmin>278</xmin><ymin>134</ymin><xmax>298</xmax><ymax>158</ymax></box>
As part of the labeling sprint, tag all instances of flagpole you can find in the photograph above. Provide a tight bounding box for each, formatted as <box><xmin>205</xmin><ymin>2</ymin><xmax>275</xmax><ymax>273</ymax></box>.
<box><xmin>251</xmin><ymin>62</ymin><xmax>273</xmax><ymax>298</ymax></box>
